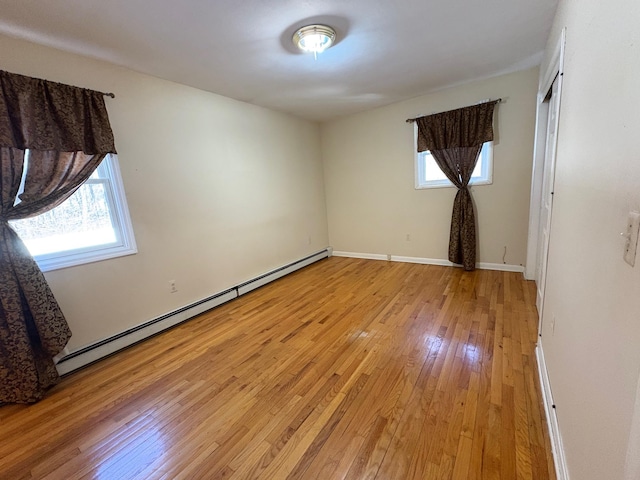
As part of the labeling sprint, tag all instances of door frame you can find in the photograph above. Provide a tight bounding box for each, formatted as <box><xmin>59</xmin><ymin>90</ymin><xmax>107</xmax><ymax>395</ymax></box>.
<box><xmin>524</xmin><ymin>28</ymin><xmax>566</xmax><ymax>332</ymax></box>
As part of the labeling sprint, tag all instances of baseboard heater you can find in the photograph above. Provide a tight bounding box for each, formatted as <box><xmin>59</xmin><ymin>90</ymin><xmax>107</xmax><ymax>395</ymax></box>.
<box><xmin>55</xmin><ymin>248</ymin><xmax>330</xmax><ymax>375</ymax></box>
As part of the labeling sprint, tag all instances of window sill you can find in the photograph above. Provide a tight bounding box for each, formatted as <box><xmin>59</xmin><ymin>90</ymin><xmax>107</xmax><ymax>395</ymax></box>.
<box><xmin>415</xmin><ymin>178</ymin><xmax>493</xmax><ymax>190</ymax></box>
<box><xmin>37</xmin><ymin>245</ymin><xmax>137</xmax><ymax>272</ymax></box>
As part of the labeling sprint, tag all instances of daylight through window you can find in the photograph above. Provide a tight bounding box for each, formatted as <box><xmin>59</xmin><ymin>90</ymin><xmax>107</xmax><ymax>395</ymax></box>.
<box><xmin>10</xmin><ymin>153</ymin><xmax>137</xmax><ymax>271</ymax></box>
<box><xmin>415</xmin><ymin>141</ymin><xmax>493</xmax><ymax>189</ymax></box>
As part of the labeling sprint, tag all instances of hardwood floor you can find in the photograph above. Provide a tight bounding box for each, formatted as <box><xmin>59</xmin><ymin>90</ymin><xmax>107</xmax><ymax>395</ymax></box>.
<box><xmin>0</xmin><ymin>257</ymin><xmax>556</xmax><ymax>480</ymax></box>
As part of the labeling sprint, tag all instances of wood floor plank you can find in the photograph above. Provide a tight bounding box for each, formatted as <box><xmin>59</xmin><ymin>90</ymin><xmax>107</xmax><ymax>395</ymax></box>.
<box><xmin>0</xmin><ymin>258</ymin><xmax>556</xmax><ymax>480</ymax></box>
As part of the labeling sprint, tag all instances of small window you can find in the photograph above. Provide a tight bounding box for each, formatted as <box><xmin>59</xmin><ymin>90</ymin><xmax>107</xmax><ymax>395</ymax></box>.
<box><xmin>415</xmin><ymin>140</ymin><xmax>493</xmax><ymax>189</ymax></box>
<box><xmin>10</xmin><ymin>153</ymin><xmax>137</xmax><ymax>271</ymax></box>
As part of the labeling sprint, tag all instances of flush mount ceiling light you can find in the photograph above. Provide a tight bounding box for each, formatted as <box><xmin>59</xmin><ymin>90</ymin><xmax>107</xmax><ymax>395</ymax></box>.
<box><xmin>292</xmin><ymin>24</ymin><xmax>336</xmax><ymax>58</ymax></box>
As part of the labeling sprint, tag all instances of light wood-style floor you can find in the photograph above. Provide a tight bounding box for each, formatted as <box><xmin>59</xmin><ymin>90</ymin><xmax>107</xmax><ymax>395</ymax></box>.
<box><xmin>0</xmin><ymin>257</ymin><xmax>556</xmax><ymax>480</ymax></box>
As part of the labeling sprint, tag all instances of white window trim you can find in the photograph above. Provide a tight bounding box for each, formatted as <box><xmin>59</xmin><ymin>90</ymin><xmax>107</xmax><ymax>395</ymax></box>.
<box><xmin>14</xmin><ymin>154</ymin><xmax>137</xmax><ymax>272</ymax></box>
<box><xmin>414</xmin><ymin>125</ymin><xmax>494</xmax><ymax>190</ymax></box>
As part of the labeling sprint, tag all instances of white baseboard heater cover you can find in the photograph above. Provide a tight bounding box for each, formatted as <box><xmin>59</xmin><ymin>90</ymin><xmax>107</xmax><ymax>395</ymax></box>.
<box><xmin>56</xmin><ymin>249</ymin><xmax>329</xmax><ymax>375</ymax></box>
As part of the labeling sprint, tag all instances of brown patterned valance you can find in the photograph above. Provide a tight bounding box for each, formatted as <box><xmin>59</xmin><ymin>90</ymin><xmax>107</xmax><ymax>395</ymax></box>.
<box><xmin>415</xmin><ymin>100</ymin><xmax>498</xmax><ymax>152</ymax></box>
<box><xmin>0</xmin><ymin>70</ymin><xmax>116</xmax><ymax>154</ymax></box>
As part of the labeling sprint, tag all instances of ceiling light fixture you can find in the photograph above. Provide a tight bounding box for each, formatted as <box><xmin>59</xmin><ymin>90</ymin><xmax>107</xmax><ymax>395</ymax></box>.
<box><xmin>292</xmin><ymin>24</ymin><xmax>336</xmax><ymax>59</ymax></box>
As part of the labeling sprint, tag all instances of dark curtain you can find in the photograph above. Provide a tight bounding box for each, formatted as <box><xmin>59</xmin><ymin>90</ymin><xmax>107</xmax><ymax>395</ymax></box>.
<box><xmin>0</xmin><ymin>70</ymin><xmax>116</xmax><ymax>403</ymax></box>
<box><xmin>415</xmin><ymin>101</ymin><xmax>498</xmax><ymax>271</ymax></box>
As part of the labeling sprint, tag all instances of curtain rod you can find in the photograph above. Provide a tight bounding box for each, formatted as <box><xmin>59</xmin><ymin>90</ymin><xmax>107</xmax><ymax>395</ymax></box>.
<box><xmin>405</xmin><ymin>98</ymin><xmax>502</xmax><ymax>123</ymax></box>
<box><xmin>2</xmin><ymin>70</ymin><xmax>116</xmax><ymax>98</ymax></box>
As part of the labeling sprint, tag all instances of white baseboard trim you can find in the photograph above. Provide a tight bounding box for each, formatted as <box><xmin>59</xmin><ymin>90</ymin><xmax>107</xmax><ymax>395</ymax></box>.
<box><xmin>476</xmin><ymin>261</ymin><xmax>525</xmax><ymax>273</ymax></box>
<box><xmin>332</xmin><ymin>251</ymin><xmax>389</xmax><ymax>261</ymax></box>
<box><xmin>391</xmin><ymin>255</ymin><xmax>452</xmax><ymax>267</ymax></box>
<box><xmin>524</xmin><ymin>266</ymin><xmax>536</xmax><ymax>281</ymax></box>
<box><xmin>536</xmin><ymin>341</ymin><xmax>570</xmax><ymax>480</ymax></box>
<box><xmin>332</xmin><ymin>251</ymin><xmax>524</xmax><ymax>273</ymax></box>
<box><xmin>56</xmin><ymin>249</ymin><xmax>330</xmax><ymax>375</ymax></box>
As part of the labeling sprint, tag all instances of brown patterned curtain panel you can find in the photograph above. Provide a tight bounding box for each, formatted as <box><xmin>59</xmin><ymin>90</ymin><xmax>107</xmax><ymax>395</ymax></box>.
<box><xmin>415</xmin><ymin>101</ymin><xmax>498</xmax><ymax>271</ymax></box>
<box><xmin>0</xmin><ymin>70</ymin><xmax>116</xmax><ymax>403</ymax></box>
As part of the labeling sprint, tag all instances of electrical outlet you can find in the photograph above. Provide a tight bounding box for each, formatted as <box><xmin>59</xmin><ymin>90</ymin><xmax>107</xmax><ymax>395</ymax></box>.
<box><xmin>307</xmin><ymin>236</ymin><xmax>312</xmax><ymax>245</ymax></box>
<box><xmin>623</xmin><ymin>212</ymin><xmax>640</xmax><ymax>266</ymax></box>
<box><xmin>169</xmin><ymin>280</ymin><xmax>178</xmax><ymax>293</ymax></box>
<box><xmin>405</xmin><ymin>234</ymin><xmax>411</xmax><ymax>241</ymax></box>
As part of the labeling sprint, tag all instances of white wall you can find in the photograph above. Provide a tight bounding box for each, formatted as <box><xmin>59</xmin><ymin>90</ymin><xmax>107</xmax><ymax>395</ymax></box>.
<box><xmin>321</xmin><ymin>68</ymin><xmax>539</xmax><ymax>267</ymax></box>
<box><xmin>0</xmin><ymin>34</ymin><xmax>329</xmax><ymax>350</ymax></box>
<box><xmin>538</xmin><ymin>0</ymin><xmax>640</xmax><ymax>478</ymax></box>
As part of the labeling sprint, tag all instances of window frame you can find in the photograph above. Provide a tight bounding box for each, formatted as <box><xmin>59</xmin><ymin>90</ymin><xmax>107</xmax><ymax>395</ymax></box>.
<box><xmin>10</xmin><ymin>153</ymin><xmax>137</xmax><ymax>272</ymax></box>
<box><xmin>414</xmin><ymin>126</ymin><xmax>494</xmax><ymax>189</ymax></box>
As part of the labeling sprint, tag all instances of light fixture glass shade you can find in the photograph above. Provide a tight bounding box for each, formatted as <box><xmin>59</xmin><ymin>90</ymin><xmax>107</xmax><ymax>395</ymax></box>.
<box><xmin>293</xmin><ymin>25</ymin><xmax>336</xmax><ymax>54</ymax></box>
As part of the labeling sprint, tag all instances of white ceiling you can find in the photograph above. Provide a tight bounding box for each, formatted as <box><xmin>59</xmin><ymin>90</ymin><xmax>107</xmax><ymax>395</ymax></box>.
<box><xmin>0</xmin><ymin>0</ymin><xmax>558</xmax><ymax>122</ymax></box>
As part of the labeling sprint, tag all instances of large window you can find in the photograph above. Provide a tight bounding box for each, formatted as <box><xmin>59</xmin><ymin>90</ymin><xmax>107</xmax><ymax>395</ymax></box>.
<box><xmin>10</xmin><ymin>153</ymin><xmax>136</xmax><ymax>271</ymax></box>
<box><xmin>415</xmin><ymin>141</ymin><xmax>493</xmax><ymax>189</ymax></box>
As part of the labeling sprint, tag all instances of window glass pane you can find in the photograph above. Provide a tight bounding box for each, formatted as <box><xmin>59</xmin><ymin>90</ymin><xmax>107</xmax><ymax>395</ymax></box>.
<box><xmin>471</xmin><ymin>154</ymin><xmax>483</xmax><ymax>178</ymax></box>
<box><xmin>10</xmin><ymin>182</ymin><xmax>117</xmax><ymax>256</ymax></box>
<box><xmin>422</xmin><ymin>146</ymin><xmax>486</xmax><ymax>183</ymax></box>
<box><xmin>415</xmin><ymin>133</ymin><xmax>492</xmax><ymax>190</ymax></box>
<box><xmin>424</xmin><ymin>153</ymin><xmax>449</xmax><ymax>181</ymax></box>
